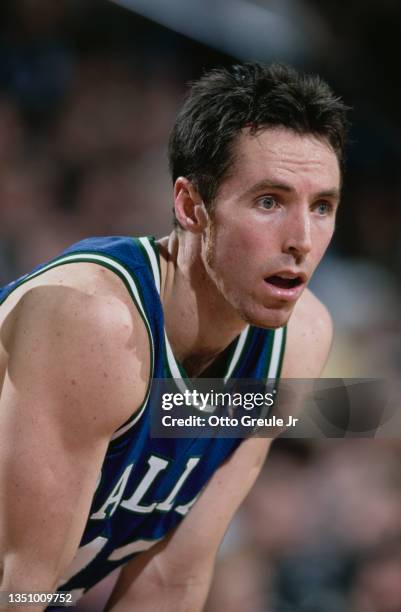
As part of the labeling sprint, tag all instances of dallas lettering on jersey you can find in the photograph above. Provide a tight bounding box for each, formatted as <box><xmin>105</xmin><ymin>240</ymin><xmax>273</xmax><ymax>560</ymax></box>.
<box><xmin>91</xmin><ymin>455</ymin><xmax>200</xmax><ymax>520</ymax></box>
<box><xmin>59</xmin><ymin>455</ymin><xmax>201</xmax><ymax>589</ymax></box>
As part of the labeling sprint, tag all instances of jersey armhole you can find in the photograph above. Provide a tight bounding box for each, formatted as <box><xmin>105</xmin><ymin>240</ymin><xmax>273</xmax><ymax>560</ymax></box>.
<box><xmin>1</xmin><ymin>251</ymin><xmax>155</xmax><ymax>440</ymax></box>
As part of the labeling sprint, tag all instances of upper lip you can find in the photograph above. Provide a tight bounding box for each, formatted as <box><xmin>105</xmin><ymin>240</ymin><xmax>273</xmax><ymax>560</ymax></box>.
<box><xmin>265</xmin><ymin>270</ymin><xmax>308</xmax><ymax>283</ymax></box>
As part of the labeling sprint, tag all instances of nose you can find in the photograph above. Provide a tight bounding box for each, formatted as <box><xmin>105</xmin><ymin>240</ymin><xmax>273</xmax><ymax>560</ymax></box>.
<box><xmin>282</xmin><ymin>208</ymin><xmax>312</xmax><ymax>261</ymax></box>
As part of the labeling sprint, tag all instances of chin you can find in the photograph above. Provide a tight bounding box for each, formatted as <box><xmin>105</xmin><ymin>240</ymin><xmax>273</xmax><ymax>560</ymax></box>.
<box><xmin>241</xmin><ymin>303</ymin><xmax>294</xmax><ymax>329</ymax></box>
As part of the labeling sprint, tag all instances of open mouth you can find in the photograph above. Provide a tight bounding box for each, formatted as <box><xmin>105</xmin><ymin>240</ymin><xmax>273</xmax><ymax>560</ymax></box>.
<box><xmin>265</xmin><ymin>275</ymin><xmax>303</xmax><ymax>289</ymax></box>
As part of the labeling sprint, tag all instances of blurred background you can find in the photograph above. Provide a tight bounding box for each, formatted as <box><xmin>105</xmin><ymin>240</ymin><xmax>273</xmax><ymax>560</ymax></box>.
<box><xmin>0</xmin><ymin>0</ymin><xmax>400</xmax><ymax>610</ymax></box>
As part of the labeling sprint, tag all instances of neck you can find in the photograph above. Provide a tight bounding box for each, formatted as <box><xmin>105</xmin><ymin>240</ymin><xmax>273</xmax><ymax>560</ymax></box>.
<box><xmin>157</xmin><ymin>231</ymin><xmax>247</xmax><ymax>375</ymax></box>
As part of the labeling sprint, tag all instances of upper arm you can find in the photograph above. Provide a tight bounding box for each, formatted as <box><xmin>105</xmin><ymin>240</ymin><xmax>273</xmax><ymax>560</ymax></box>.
<box><xmin>107</xmin><ymin>437</ymin><xmax>271</xmax><ymax>609</ymax></box>
<box><xmin>0</xmin><ymin>281</ymin><xmax>149</xmax><ymax>589</ymax></box>
<box><xmin>282</xmin><ymin>288</ymin><xmax>333</xmax><ymax>378</ymax></box>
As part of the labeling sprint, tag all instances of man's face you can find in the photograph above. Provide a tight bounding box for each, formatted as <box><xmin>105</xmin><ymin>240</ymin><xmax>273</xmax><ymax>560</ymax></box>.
<box><xmin>202</xmin><ymin>126</ymin><xmax>341</xmax><ymax>329</ymax></box>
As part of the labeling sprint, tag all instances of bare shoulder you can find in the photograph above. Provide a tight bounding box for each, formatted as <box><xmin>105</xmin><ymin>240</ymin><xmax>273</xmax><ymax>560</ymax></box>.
<box><xmin>1</xmin><ymin>262</ymin><xmax>151</xmax><ymax>434</ymax></box>
<box><xmin>282</xmin><ymin>287</ymin><xmax>333</xmax><ymax>378</ymax></box>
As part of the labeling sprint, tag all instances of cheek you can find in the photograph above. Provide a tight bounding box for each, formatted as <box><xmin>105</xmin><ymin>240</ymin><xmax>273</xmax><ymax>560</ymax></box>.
<box><xmin>213</xmin><ymin>213</ymin><xmax>275</xmax><ymax>261</ymax></box>
<box><xmin>310</xmin><ymin>225</ymin><xmax>335</xmax><ymax>266</ymax></box>
<box><xmin>207</xmin><ymin>226</ymin><xmax>255</xmax><ymax>291</ymax></box>
<box><xmin>215</xmin><ymin>228</ymin><xmax>261</xmax><ymax>279</ymax></box>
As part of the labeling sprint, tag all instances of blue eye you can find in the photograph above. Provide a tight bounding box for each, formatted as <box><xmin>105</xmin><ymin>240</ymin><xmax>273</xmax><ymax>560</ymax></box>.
<box><xmin>259</xmin><ymin>196</ymin><xmax>276</xmax><ymax>210</ymax></box>
<box><xmin>316</xmin><ymin>201</ymin><xmax>332</xmax><ymax>215</ymax></box>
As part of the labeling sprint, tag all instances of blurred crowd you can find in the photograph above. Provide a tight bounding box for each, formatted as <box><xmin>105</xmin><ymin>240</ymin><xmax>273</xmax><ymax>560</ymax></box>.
<box><xmin>1</xmin><ymin>1</ymin><xmax>401</xmax><ymax>611</ymax></box>
<box><xmin>0</xmin><ymin>0</ymin><xmax>182</xmax><ymax>286</ymax></box>
<box><xmin>205</xmin><ymin>439</ymin><xmax>401</xmax><ymax>612</ymax></box>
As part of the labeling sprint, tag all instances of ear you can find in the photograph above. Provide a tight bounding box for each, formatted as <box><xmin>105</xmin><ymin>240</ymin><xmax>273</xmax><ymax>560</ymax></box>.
<box><xmin>173</xmin><ymin>177</ymin><xmax>209</xmax><ymax>233</ymax></box>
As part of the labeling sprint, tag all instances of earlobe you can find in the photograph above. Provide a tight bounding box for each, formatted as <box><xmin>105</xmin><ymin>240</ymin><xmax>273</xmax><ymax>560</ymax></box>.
<box><xmin>173</xmin><ymin>178</ymin><xmax>209</xmax><ymax>233</ymax></box>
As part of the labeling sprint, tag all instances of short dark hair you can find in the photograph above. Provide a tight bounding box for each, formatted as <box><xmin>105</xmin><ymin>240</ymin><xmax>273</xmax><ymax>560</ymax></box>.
<box><xmin>168</xmin><ymin>62</ymin><xmax>349</xmax><ymax>214</ymax></box>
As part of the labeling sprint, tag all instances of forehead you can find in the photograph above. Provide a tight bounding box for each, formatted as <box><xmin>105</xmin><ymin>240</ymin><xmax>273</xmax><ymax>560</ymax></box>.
<box><xmin>222</xmin><ymin>126</ymin><xmax>341</xmax><ymax>195</ymax></box>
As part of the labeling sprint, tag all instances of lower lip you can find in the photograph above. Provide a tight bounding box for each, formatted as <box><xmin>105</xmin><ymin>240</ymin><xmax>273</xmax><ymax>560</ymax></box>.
<box><xmin>262</xmin><ymin>280</ymin><xmax>305</xmax><ymax>301</ymax></box>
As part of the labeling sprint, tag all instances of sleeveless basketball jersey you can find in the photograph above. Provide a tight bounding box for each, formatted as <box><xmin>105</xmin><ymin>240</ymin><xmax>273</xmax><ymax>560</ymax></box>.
<box><xmin>0</xmin><ymin>236</ymin><xmax>286</xmax><ymax>601</ymax></box>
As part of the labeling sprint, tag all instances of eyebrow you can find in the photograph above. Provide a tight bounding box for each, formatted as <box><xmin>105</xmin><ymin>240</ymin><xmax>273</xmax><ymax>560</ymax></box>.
<box><xmin>242</xmin><ymin>179</ymin><xmax>341</xmax><ymax>201</ymax></box>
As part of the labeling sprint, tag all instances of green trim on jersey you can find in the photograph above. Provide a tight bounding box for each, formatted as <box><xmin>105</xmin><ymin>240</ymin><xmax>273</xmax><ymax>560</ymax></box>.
<box><xmin>259</xmin><ymin>327</ymin><xmax>275</xmax><ymax>380</ymax></box>
<box><xmin>275</xmin><ymin>325</ymin><xmax>287</xmax><ymax>379</ymax></box>
<box><xmin>267</xmin><ymin>326</ymin><xmax>286</xmax><ymax>381</ymax></box>
<box><xmin>134</xmin><ymin>237</ymin><xmax>161</xmax><ymax>293</ymax></box>
<box><xmin>134</xmin><ymin>237</ymin><xmax>189</xmax><ymax>389</ymax></box>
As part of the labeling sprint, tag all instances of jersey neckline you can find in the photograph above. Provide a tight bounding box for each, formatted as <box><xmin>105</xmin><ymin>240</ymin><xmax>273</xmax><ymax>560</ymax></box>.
<box><xmin>134</xmin><ymin>236</ymin><xmax>252</xmax><ymax>385</ymax></box>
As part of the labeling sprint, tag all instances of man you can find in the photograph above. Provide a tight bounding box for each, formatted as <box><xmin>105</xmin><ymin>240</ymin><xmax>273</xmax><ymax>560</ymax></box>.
<box><xmin>0</xmin><ymin>63</ymin><xmax>348</xmax><ymax>611</ymax></box>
